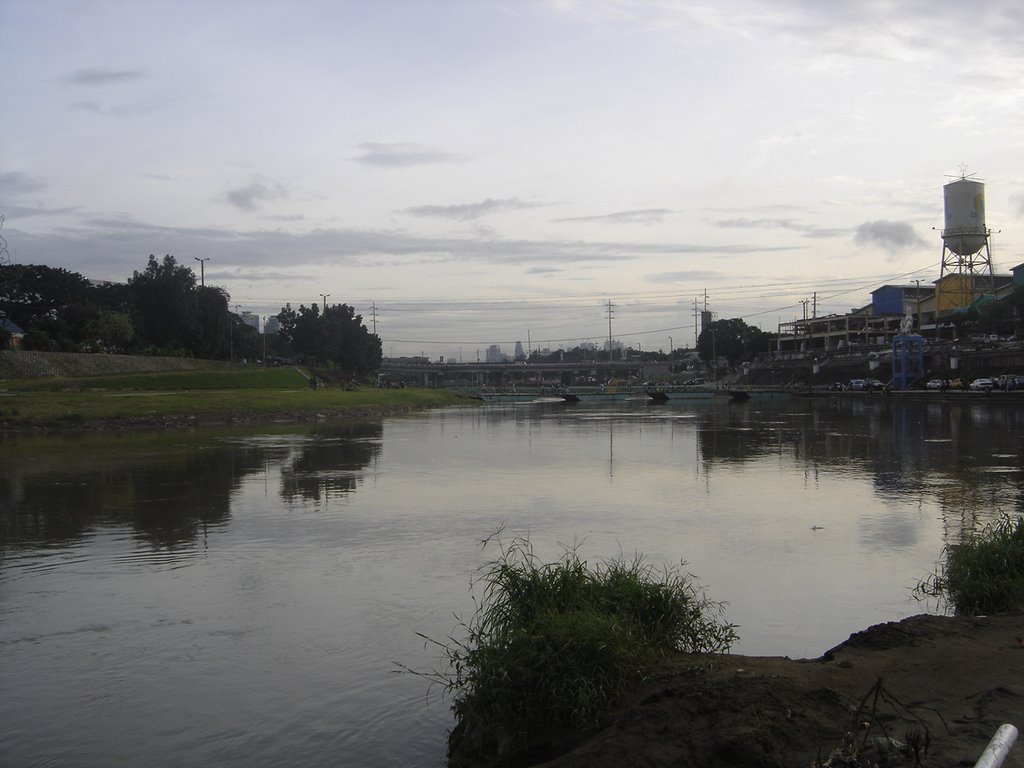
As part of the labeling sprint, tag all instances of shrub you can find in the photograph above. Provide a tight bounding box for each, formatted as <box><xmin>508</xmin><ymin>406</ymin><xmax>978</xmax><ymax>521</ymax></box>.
<box><xmin>421</xmin><ymin>534</ymin><xmax>737</xmax><ymax>764</ymax></box>
<box><xmin>916</xmin><ymin>515</ymin><xmax>1024</xmax><ymax>615</ymax></box>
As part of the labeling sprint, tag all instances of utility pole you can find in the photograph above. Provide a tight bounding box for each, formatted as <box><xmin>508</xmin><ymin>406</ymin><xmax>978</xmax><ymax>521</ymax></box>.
<box><xmin>319</xmin><ymin>293</ymin><xmax>330</xmax><ymax>313</ymax></box>
<box><xmin>801</xmin><ymin>299</ymin><xmax>810</xmax><ymax>350</ymax></box>
<box><xmin>370</xmin><ymin>302</ymin><xmax>377</xmax><ymax>334</ymax></box>
<box><xmin>693</xmin><ymin>297</ymin><xmax>699</xmax><ymax>346</ymax></box>
<box><xmin>915</xmin><ymin>279</ymin><xmax>922</xmax><ymax>332</ymax></box>
<box><xmin>194</xmin><ymin>256</ymin><xmax>209</xmax><ymax>287</ymax></box>
<box><xmin>606</xmin><ymin>300</ymin><xmax>614</xmax><ymax>363</ymax></box>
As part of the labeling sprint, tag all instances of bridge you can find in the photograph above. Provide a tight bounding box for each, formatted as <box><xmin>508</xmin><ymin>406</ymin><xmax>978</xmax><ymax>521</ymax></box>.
<box><xmin>378</xmin><ymin>358</ymin><xmax>671</xmax><ymax>388</ymax></box>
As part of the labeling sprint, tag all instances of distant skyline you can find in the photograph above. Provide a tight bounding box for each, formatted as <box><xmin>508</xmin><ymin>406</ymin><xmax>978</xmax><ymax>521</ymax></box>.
<box><xmin>3</xmin><ymin>0</ymin><xmax>1022</xmax><ymax>359</ymax></box>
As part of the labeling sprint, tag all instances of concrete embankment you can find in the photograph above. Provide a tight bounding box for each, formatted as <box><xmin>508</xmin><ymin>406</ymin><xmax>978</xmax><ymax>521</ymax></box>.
<box><xmin>0</xmin><ymin>350</ymin><xmax>230</xmax><ymax>380</ymax></box>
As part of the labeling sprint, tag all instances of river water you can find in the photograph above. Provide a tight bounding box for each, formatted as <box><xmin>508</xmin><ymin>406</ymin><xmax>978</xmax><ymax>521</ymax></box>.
<box><xmin>2</xmin><ymin>396</ymin><xmax>1022</xmax><ymax>767</ymax></box>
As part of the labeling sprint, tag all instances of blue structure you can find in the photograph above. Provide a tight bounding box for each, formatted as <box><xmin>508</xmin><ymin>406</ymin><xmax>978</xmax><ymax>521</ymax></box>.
<box><xmin>892</xmin><ymin>334</ymin><xmax>925</xmax><ymax>390</ymax></box>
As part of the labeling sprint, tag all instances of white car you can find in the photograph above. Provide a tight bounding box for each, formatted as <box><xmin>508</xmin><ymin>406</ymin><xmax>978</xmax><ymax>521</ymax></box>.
<box><xmin>925</xmin><ymin>378</ymin><xmax>947</xmax><ymax>390</ymax></box>
<box><xmin>969</xmin><ymin>378</ymin><xmax>995</xmax><ymax>391</ymax></box>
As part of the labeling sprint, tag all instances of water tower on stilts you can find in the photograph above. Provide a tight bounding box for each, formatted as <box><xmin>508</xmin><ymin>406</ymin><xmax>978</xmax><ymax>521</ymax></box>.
<box><xmin>937</xmin><ymin>168</ymin><xmax>995</xmax><ymax>315</ymax></box>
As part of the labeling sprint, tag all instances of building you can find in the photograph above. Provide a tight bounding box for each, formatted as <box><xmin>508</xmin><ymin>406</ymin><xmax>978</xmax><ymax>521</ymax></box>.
<box><xmin>0</xmin><ymin>317</ymin><xmax>25</xmax><ymax>349</ymax></box>
<box><xmin>776</xmin><ymin>271</ymin><xmax>1019</xmax><ymax>353</ymax></box>
<box><xmin>240</xmin><ymin>311</ymin><xmax>260</xmax><ymax>331</ymax></box>
<box><xmin>264</xmin><ymin>316</ymin><xmax>280</xmax><ymax>335</ymax></box>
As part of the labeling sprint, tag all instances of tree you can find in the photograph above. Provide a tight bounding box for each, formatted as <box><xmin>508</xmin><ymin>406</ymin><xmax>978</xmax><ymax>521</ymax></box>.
<box><xmin>127</xmin><ymin>255</ymin><xmax>201</xmax><ymax>353</ymax></box>
<box><xmin>0</xmin><ymin>263</ymin><xmax>92</xmax><ymax>333</ymax></box>
<box><xmin>194</xmin><ymin>286</ymin><xmax>230</xmax><ymax>359</ymax></box>
<box><xmin>89</xmin><ymin>309</ymin><xmax>135</xmax><ymax>352</ymax></box>
<box><xmin>697</xmin><ymin>318</ymin><xmax>774</xmax><ymax>369</ymax></box>
<box><xmin>275</xmin><ymin>301</ymin><xmax>382</xmax><ymax>376</ymax></box>
<box><xmin>324</xmin><ymin>303</ymin><xmax>382</xmax><ymax>376</ymax></box>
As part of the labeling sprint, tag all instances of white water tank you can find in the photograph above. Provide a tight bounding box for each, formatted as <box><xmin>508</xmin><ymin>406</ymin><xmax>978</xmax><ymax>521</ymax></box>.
<box><xmin>942</xmin><ymin>178</ymin><xmax>986</xmax><ymax>255</ymax></box>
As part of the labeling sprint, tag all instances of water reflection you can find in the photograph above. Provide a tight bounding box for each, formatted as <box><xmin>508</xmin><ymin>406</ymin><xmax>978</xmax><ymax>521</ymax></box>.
<box><xmin>0</xmin><ymin>432</ymin><xmax>268</xmax><ymax>550</ymax></box>
<box><xmin>689</xmin><ymin>396</ymin><xmax>1024</xmax><ymax>542</ymax></box>
<box><xmin>279</xmin><ymin>422</ymin><xmax>382</xmax><ymax>503</ymax></box>
<box><xmin>0</xmin><ymin>421</ymin><xmax>384</xmax><ymax>552</ymax></box>
<box><xmin>3</xmin><ymin>400</ymin><xmax>1024</xmax><ymax>768</ymax></box>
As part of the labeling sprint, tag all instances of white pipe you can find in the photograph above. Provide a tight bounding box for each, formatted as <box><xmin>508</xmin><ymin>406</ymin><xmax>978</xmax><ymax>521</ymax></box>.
<box><xmin>974</xmin><ymin>724</ymin><xmax>1018</xmax><ymax>768</ymax></box>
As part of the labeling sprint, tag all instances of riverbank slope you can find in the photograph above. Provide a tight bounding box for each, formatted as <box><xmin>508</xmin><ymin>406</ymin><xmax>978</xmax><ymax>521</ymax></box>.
<box><xmin>0</xmin><ymin>362</ymin><xmax>472</xmax><ymax>430</ymax></box>
<box><xmin>457</xmin><ymin>613</ymin><xmax>1024</xmax><ymax>768</ymax></box>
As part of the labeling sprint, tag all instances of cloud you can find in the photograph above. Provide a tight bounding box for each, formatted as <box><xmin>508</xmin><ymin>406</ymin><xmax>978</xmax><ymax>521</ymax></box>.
<box><xmin>554</xmin><ymin>209</ymin><xmax>673</xmax><ymax>224</ymax></box>
<box><xmin>1</xmin><ymin>204</ymin><xmax>79</xmax><ymax>219</ymax></box>
<box><xmin>68</xmin><ymin>100</ymin><xmax>154</xmax><ymax>117</ymax></box>
<box><xmin>225</xmin><ymin>178</ymin><xmax>289</xmax><ymax>211</ymax></box>
<box><xmin>853</xmin><ymin>220</ymin><xmax>927</xmax><ymax>253</ymax></box>
<box><xmin>10</xmin><ymin>215</ymin><xmax>802</xmax><ymax>287</ymax></box>
<box><xmin>351</xmin><ymin>142</ymin><xmax>461</xmax><ymax>168</ymax></box>
<box><xmin>715</xmin><ymin>217</ymin><xmax>848</xmax><ymax>238</ymax></box>
<box><xmin>1011</xmin><ymin>193</ymin><xmax>1024</xmax><ymax>219</ymax></box>
<box><xmin>400</xmin><ymin>198</ymin><xmax>544</xmax><ymax>221</ymax></box>
<box><xmin>0</xmin><ymin>171</ymin><xmax>47</xmax><ymax>196</ymax></box>
<box><xmin>66</xmin><ymin>68</ymin><xmax>144</xmax><ymax>86</ymax></box>
<box><xmin>646</xmin><ymin>270</ymin><xmax>726</xmax><ymax>284</ymax></box>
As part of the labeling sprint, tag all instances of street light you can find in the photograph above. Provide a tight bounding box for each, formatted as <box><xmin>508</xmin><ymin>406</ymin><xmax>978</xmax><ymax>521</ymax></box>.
<box><xmin>319</xmin><ymin>293</ymin><xmax>330</xmax><ymax>313</ymax></box>
<box><xmin>229</xmin><ymin>304</ymin><xmax>240</xmax><ymax>362</ymax></box>
<box><xmin>194</xmin><ymin>256</ymin><xmax>209</xmax><ymax>287</ymax></box>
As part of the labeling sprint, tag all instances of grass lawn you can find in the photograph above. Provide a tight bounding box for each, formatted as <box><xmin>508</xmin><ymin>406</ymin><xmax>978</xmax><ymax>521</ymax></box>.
<box><xmin>0</xmin><ymin>368</ymin><xmax>473</xmax><ymax>428</ymax></box>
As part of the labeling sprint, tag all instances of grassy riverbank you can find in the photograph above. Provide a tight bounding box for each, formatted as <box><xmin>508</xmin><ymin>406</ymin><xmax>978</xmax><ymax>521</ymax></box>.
<box><xmin>0</xmin><ymin>367</ymin><xmax>473</xmax><ymax>430</ymax></box>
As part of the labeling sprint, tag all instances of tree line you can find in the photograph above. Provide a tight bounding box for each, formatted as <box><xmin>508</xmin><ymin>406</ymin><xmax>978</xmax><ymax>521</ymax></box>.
<box><xmin>0</xmin><ymin>255</ymin><xmax>382</xmax><ymax>377</ymax></box>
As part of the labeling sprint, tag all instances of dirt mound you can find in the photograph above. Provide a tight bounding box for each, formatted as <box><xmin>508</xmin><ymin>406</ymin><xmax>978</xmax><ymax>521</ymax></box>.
<box><xmin>450</xmin><ymin>613</ymin><xmax>1024</xmax><ymax>768</ymax></box>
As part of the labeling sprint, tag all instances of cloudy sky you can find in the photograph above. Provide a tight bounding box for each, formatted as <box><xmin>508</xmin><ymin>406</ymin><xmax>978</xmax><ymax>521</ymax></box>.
<box><xmin>3</xmin><ymin>0</ymin><xmax>1023</xmax><ymax>359</ymax></box>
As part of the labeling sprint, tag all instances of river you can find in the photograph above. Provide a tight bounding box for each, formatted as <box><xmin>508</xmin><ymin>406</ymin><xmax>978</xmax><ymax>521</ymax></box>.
<box><xmin>2</xmin><ymin>395</ymin><xmax>1022</xmax><ymax>767</ymax></box>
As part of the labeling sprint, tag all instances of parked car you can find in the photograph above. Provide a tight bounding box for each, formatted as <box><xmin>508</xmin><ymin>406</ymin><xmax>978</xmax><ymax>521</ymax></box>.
<box><xmin>925</xmin><ymin>378</ymin><xmax>948</xmax><ymax>390</ymax></box>
<box><xmin>969</xmin><ymin>377</ymin><xmax>995</xmax><ymax>391</ymax></box>
<box><xmin>848</xmin><ymin>378</ymin><xmax>866</xmax><ymax>391</ymax></box>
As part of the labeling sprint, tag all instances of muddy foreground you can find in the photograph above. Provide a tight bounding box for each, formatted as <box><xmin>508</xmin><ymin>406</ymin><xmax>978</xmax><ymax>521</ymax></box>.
<box><xmin>450</xmin><ymin>613</ymin><xmax>1024</xmax><ymax>768</ymax></box>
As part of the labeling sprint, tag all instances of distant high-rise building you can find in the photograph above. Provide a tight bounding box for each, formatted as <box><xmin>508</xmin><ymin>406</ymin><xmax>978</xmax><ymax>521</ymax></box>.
<box><xmin>485</xmin><ymin>344</ymin><xmax>505</xmax><ymax>363</ymax></box>
<box><xmin>240</xmin><ymin>311</ymin><xmax>260</xmax><ymax>331</ymax></box>
<box><xmin>514</xmin><ymin>341</ymin><xmax>525</xmax><ymax>360</ymax></box>
<box><xmin>264</xmin><ymin>316</ymin><xmax>280</xmax><ymax>335</ymax></box>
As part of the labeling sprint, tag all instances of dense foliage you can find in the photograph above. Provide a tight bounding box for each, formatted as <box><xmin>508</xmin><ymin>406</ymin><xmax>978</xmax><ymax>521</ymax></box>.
<box><xmin>916</xmin><ymin>515</ymin><xmax>1024</xmax><ymax>615</ymax></box>
<box><xmin>275</xmin><ymin>302</ymin><xmax>382</xmax><ymax>377</ymax></box>
<box><xmin>0</xmin><ymin>256</ymin><xmax>381</xmax><ymax>371</ymax></box>
<box><xmin>424</xmin><ymin>536</ymin><xmax>737</xmax><ymax>764</ymax></box>
<box><xmin>696</xmin><ymin>317</ymin><xmax>773</xmax><ymax>369</ymax></box>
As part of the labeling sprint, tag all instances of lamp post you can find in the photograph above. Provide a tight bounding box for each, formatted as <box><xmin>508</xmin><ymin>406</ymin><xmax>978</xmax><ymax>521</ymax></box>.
<box><xmin>194</xmin><ymin>256</ymin><xmax>209</xmax><ymax>287</ymax></box>
<box><xmin>319</xmin><ymin>293</ymin><xmax>330</xmax><ymax>313</ymax></box>
<box><xmin>668</xmin><ymin>336</ymin><xmax>673</xmax><ymax>368</ymax></box>
<box><xmin>229</xmin><ymin>304</ymin><xmax>239</xmax><ymax>362</ymax></box>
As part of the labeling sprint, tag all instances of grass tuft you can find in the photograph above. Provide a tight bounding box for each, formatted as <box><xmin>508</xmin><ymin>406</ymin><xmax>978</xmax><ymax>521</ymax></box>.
<box><xmin>916</xmin><ymin>514</ymin><xmax>1024</xmax><ymax>615</ymax></box>
<box><xmin>416</xmin><ymin>533</ymin><xmax>737</xmax><ymax>763</ymax></box>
